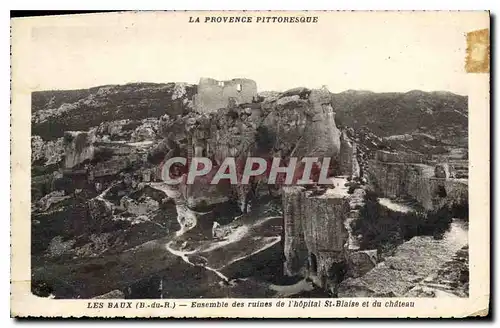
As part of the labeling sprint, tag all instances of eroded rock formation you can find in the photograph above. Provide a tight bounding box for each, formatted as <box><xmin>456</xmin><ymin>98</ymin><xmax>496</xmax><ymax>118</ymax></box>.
<box><xmin>282</xmin><ymin>182</ymin><xmax>351</xmax><ymax>293</ymax></box>
<box><xmin>63</xmin><ymin>131</ymin><xmax>96</xmax><ymax>169</ymax></box>
<box><xmin>367</xmin><ymin>151</ymin><xmax>468</xmax><ymax>211</ymax></box>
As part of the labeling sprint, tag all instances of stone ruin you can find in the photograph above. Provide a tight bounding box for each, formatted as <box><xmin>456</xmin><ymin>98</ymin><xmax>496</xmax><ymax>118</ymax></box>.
<box><xmin>193</xmin><ymin>77</ymin><xmax>258</xmax><ymax>113</ymax></box>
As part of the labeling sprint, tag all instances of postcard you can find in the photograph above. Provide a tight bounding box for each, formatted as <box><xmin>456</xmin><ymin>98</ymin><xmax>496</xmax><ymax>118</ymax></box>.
<box><xmin>10</xmin><ymin>11</ymin><xmax>490</xmax><ymax>318</ymax></box>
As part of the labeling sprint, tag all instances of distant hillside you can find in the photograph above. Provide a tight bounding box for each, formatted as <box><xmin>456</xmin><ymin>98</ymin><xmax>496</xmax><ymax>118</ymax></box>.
<box><xmin>332</xmin><ymin>90</ymin><xmax>468</xmax><ymax>147</ymax></box>
<box><xmin>32</xmin><ymin>84</ymin><xmax>468</xmax><ymax>150</ymax></box>
<box><xmin>32</xmin><ymin>83</ymin><xmax>197</xmax><ymax>140</ymax></box>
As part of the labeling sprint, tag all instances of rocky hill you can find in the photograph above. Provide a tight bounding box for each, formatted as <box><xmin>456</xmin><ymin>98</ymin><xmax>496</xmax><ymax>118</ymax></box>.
<box><xmin>32</xmin><ymin>83</ymin><xmax>197</xmax><ymax>140</ymax></box>
<box><xmin>332</xmin><ymin>90</ymin><xmax>468</xmax><ymax>150</ymax></box>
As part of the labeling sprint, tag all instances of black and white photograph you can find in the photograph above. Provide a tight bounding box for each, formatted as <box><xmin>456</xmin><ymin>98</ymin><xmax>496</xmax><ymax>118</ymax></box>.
<box><xmin>10</xmin><ymin>10</ymin><xmax>490</xmax><ymax>318</ymax></box>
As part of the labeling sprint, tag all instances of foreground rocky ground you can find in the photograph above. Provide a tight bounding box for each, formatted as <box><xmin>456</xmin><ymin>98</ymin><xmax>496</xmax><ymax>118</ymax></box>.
<box><xmin>340</xmin><ymin>220</ymin><xmax>468</xmax><ymax>297</ymax></box>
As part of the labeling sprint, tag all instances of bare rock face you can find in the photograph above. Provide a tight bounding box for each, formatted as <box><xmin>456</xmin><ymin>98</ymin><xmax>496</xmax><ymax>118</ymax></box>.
<box><xmin>344</xmin><ymin>188</ymin><xmax>365</xmax><ymax>251</ymax></box>
<box><xmin>181</xmin><ymin>182</ymin><xmax>231</xmax><ymax>210</ymax></box>
<box><xmin>282</xmin><ymin>187</ymin><xmax>309</xmax><ymax>276</ymax></box>
<box><xmin>282</xmin><ymin>184</ymin><xmax>350</xmax><ymax>290</ymax></box>
<box><xmin>262</xmin><ymin>87</ymin><xmax>341</xmax><ymax>161</ymax></box>
<box><xmin>64</xmin><ymin>131</ymin><xmax>95</xmax><ymax>168</ymax></box>
<box><xmin>46</xmin><ymin>235</ymin><xmax>76</xmax><ymax>258</ymax></box>
<box><xmin>302</xmin><ymin>88</ymin><xmax>341</xmax><ymax>159</ymax></box>
<box><xmin>32</xmin><ymin>135</ymin><xmax>45</xmax><ymax>163</ymax></box>
<box><xmin>33</xmin><ymin>102</ymin><xmax>78</xmax><ymax>124</ymax></box>
<box><xmin>88</xmin><ymin>197</ymin><xmax>113</xmax><ymax>225</ymax></box>
<box><xmin>367</xmin><ymin>159</ymin><xmax>468</xmax><ymax>211</ymax></box>
<box><xmin>95</xmin><ymin>119</ymin><xmax>132</xmax><ymax>141</ymax></box>
<box><xmin>94</xmin><ymin>289</ymin><xmax>125</xmax><ymax>299</ymax></box>
<box><xmin>339</xmin><ymin>222</ymin><xmax>468</xmax><ymax>297</ymax></box>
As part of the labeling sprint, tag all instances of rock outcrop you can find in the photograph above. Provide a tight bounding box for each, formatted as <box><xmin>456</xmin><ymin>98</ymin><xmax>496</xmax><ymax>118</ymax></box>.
<box><xmin>32</xmin><ymin>135</ymin><xmax>65</xmax><ymax>165</ymax></box>
<box><xmin>303</xmin><ymin>88</ymin><xmax>342</xmax><ymax>159</ymax></box>
<box><xmin>63</xmin><ymin>131</ymin><xmax>96</xmax><ymax>169</ymax></box>
<box><xmin>367</xmin><ymin>150</ymin><xmax>468</xmax><ymax>211</ymax></box>
<box><xmin>282</xmin><ymin>181</ymin><xmax>351</xmax><ymax>292</ymax></box>
<box><xmin>120</xmin><ymin>196</ymin><xmax>159</xmax><ymax>215</ymax></box>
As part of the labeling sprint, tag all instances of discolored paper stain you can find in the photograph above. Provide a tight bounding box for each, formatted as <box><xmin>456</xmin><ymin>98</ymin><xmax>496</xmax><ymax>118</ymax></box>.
<box><xmin>465</xmin><ymin>28</ymin><xmax>490</xmax><ymax>73</ymax></box>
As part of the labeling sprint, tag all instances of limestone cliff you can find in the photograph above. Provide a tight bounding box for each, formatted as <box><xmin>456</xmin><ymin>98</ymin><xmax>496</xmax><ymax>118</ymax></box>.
<box><xmin>367</xmin><ymin>158</ymin><xmax>468</xmax><ymax>211</ymax></box>
<box><xmin>266</xmin><ymin>87</ymin><xmax>342</xmax><ymax>161</ymax></box>
<box><xmin>282</xmin><ymin>182</ymin><xmax>350</xmax><ymax>291</ymax></box>
<box><xmin>63</xmin><ymin>131</ymin><xmax>96</xmax><ymax>169</ymax></box>
<box><xmin>302</xmin><ymin>88</ymin><xmax>342</xmax><ymax>159</ymax></box>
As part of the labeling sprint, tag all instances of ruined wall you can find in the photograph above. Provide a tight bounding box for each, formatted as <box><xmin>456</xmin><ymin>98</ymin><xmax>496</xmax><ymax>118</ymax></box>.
<box><xmin>375</xmin><ymin>150</ymin><xmax>426</xmax><ymax>164</ymax></box>
<box><xmin>193</xmin><ymin>77</ymin><xmax>257</xmax><ymax>113</ymax></box>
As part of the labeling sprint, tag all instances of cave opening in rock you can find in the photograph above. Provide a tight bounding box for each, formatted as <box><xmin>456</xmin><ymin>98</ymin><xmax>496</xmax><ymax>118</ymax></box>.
<box><xmin>310</xmin><ymin>253</ymin><xmax>318</xmax><ymax>276</ymax></box>
<box><xmin>436</xmin><ymin>185</ymin><xmax>447</xmax><ymax>198</ymax></box>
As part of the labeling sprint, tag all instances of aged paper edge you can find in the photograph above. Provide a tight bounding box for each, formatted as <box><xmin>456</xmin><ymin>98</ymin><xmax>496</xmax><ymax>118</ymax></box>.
<box><xmin>10</xmin><ymin>11</ymin><xmax>491</xmax><ymax>318</ymax></box>
<box><xmin>465</xmin><ymin>28</ymin><xmax>490</xmax><ymax>73</ymax></box>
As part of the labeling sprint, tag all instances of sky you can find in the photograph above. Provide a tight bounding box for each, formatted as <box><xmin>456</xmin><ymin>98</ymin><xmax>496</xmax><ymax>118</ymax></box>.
<box><xmin>14</xmin><ymin>11</ymin><xmax>489</xmax><ymax>95</ymax></box>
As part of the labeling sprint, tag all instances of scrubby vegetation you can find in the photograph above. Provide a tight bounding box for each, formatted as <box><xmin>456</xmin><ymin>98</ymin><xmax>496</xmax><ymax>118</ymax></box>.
<box><xmin>351</xmin><ymin>191</ymin><xmax>462</xmax><ymax>255</ymax></box>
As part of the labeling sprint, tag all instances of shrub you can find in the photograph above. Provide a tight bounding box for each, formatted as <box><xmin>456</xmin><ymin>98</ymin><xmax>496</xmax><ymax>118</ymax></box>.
<box><xmin>352</xmin><ymin>190</ymin><xmax>454</xmax><ymax>254</ymax></box>
<box><xmin>255</xmin><ymin>126</ymin><xmax>276</xmax><ymax>152</ymax></box>
<box><xmin>91</xmin><ymin>147</ymin><xmax>114</xmax><ymax>164</ymax></box>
